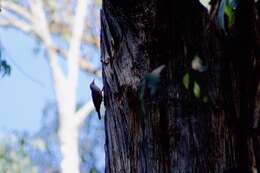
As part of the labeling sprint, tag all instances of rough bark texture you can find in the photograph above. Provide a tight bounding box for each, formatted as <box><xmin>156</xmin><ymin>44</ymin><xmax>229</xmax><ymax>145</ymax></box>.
<box><xmin>101</xmin><ymin>0</ymin><xmax>260</xmax><ymax>172</ymax></box>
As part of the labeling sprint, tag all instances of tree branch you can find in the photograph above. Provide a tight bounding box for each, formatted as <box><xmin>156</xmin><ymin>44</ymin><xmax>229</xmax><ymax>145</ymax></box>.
<box><xmin>28</xmin><ymin>0</ymin><xmax>66</xmax><ymax>96</ymax></box>
<box><xmin>1</xmin><ymin>1</ymin><xmax>34</xmax><ymax>22</ymax></box>
<box><xmin>54</xmin><ymin>46</ymin><xmax>102</xmax><ymax>76</ymax></box>
<box><xmin>66</xmin><ymin>0</ymin><xmax>90</xmax><ymax>112</ymax></box>
<box><xmin>75</xmin><ymin>100</ymin><xmax>95</xmax><ymax>125</ymax></box>
<box><xmin>49</xmin><ymin>20</ymin><xmax>100</xmax><ymax>48</ymax></box>
<box><xmin>0</xmin><ymin>18</ymin><xmax>101</xmax><ymax>76</ymax></box>
<box><xmin>0</xmin><ymin>18</ymin><xmax>33</xmax><ymax>33</ymax></box>
<box><xmin>1</xmin><ymin>0</ymin><xmax>100</xmax><ymax>77</ymax></box>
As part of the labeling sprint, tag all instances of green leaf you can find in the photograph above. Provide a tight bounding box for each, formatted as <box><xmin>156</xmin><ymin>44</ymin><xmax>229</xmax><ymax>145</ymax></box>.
<box><xmin>217</xmin><ymin>0</ymin><xmax>237</xmax><ymax>32</ymax></box>
<box><xmin>191</xmin><ymin>55</ymin><xmax>207</xmax><ymax>72</ymax></box>
<box><xmin>224</xmin><ymin>4</ymin><xmax>235</xmax><ymax>29</ymax></box>
<box><xmin>193</xmin><ymin>81</ymin><xmax>201</xmax><ymax>98</ymax></box>
<box><xmin>182</xmin><ymin>73</ymin><xmax>190</xmax><ymax>89</ymax></box>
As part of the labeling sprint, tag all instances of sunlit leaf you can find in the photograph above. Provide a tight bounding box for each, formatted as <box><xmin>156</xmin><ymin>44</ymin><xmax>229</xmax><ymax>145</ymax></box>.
<box><xmin>193</xmin><ymin>81</ymin><xmax>201</xmax><ymax>98</ymax></box>
<box><xmin>199</xmin><ymin>0</ymin><xmax>211</xmax><ymax>11</ymax></box>
<box><xmin>191</xmin><ymin>55</ymin><xmax>207</xmax><ymax>72</ymax></box>
<box><xmin>182</xmin><ymin>73</ymin><xmax>190</xmax><ymax>89</ymax></box>
<box><xmin>217</xmin><ymin>0</ymin><xmax>238</xmax><ymax>32</ymax></box>
<box><xmin>224</xmin><ymin>4</ymin><xmax>235</xmax><ymax>29</ymax></box>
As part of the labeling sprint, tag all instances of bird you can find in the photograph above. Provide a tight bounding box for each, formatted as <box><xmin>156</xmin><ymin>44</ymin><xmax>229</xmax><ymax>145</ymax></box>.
<box><xmin>139</xmin><ymin>65</ymin><xmax>165</xmax><ymax>117</ymax></box>
<box><xmin>90</xmin><ymin>80</ymin><xmax>102</xmax><ymax>120</ymax></box>
<box><xmin>142</xmin><ymin>64</ymin><xmax>166</xmax><ymax>96</ymax></box>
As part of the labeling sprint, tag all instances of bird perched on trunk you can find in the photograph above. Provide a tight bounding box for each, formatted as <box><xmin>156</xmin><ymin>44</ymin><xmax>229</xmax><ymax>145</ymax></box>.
<box><xmin>139</xmin><ymin>65</ymin><xmax>165</xmax><ymax>117</ymax></box>
<box><xmin>90</xmin><ymin>80</ymin><xmax>102</xmax><ymax>120</ymax></box>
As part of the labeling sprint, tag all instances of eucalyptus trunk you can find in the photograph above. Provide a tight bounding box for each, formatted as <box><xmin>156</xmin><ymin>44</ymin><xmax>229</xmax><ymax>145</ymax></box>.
<box><xmin>101</xmin><ymin>0</ymin><xmax>260</xmax><ymax>172</ymax></box>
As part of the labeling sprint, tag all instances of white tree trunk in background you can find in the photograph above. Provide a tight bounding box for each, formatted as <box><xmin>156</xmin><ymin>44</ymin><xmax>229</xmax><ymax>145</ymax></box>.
<box><xmin>58</xmin><ymin>0</ymin><xmax>89</xmax><ymax>172</ymax></box>
<box><xmin>0</xmin><ymin>0</ymin><xmax>98</xmax><ymax>173</ymax></box>
<box><xmin>59</xmin><ymin>112</ymin><xmax>81</xmax><ymax>173</ymax></box>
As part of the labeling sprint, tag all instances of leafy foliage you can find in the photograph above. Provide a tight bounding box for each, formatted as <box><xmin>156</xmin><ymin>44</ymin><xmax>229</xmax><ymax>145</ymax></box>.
<box><xmin>0</xmin><ymin>135</ymin><xmax>38</xmax><ymax>173</ymax></box>
<box><xmin>217</xmin><ymin>0</ymin><xmax>238</xmax><ymax>33</ymax></box>
<box><xmin>182</xmin><ymin>70</ymin><xmax>209</xmax><ymax>103</ymax></box>
<box><xmin>39</xmin><ymin>102</ymin><xmax>105</xmax><ymax>173</ymax></box>
<box><xmin>191</xmin><ymin>55</ymin><xmax>207</xmax><ymax>72</ymax></box>
<box><xmin>0</xmin><ymin>49</ymin><xmax>11</xmax><ymax>76</ymax></box>
<box><xmin>193</xmin><ymin>81</ymin><xmax>201</xmax><ymax>98</ymax></box>
<box><xmin>0</xmin><ymin>101</ymin><xmax>104</xmax><ymax>173</ymax></box>
<box><xmin>0</xmin><ymin>60</ymin><xmax>11</xmax><ymax>76</ymax></box>
<box><xmin>224</xmin><ymin>3</ymin><xmax>236</xmax><ymax>29</ymax></box>
<box><xmin>182</xmin><ymin>56</ymin><xmax>210</xmax><ymax>103</ymax></box>
<box><xmin>182</xmin><ymin>72</ymin><xmax>190</xmax><ymax>90</ymax></box>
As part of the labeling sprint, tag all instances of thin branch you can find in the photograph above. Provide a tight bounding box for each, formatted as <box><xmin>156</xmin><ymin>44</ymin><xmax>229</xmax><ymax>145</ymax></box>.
<box><xmin>75</xmin><ymin>100</ymin><xmax>95</xmax><ymax>125</ymax></box>
<box><xmin>0</xmin><ymin>18</ymin><xmax>33</xmax><ymax>33</ymax></box>
<box><xmin>82</xmin><ymin>33</ymin><xmax>100</xmax><ymax>48</ymax></box>
<box><xmin>1</xmin><ymin>0</ymin><xmax>100</xmax><ymax>77</ymax></box>
<box><xmin>2</xmin><ymin>1</ymin><xmax>95</xmax><ymax>46</ymax></box>
<box><xmin>28</xmin><ymin>0</ymin><xmax>65</xmax><ymax>85</ymax></box>
<box><xmin>26</xmin><ymin>0</ymin><xmax>70</xmax><ymax>116</ymax></box>
<box><xmin>0</xmin><ymin>18</ymin><xmax>101</xmax><ymax>76</ymax></box>
<box><xmin>48</xmin><ymin>22</ymin><xmax>99</xmax><ymax>49</ymax></box>
<box><xmin>78</xmin><ymin>58</ymin><xmax>102</xmax><ymax>76</ymax></box>
<box><xmin>53</xmin><ymin>46</ymin><xmax>101</xmax><ymax>76</ymax></box>
<box><xmin>1</xmin><ymin>1</ymin><xmax>34</xmax><ymax>22</ymax></box>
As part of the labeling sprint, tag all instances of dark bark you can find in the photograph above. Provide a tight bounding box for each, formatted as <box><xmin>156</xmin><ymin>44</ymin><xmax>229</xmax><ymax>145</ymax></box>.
<box><xmin>101</xmin><ymin>0</ymin><xmax>260</xmax><ymax>172</ymax></box>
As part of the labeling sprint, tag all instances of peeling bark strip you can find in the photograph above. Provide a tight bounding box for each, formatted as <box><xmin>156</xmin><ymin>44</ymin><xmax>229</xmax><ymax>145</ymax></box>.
<box><xmin>101</xmin><ymin>0</ymin><xmax>260</xmax><ymax>172</ymax></box>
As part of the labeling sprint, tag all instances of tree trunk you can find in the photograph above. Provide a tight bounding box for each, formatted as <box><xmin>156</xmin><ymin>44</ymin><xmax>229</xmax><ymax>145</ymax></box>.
<box><xmin>56</xmin><ymin>85</ymin><xmax>81</xmax><ymax>173</ymax></box>
<box><xmin>59</xmin><ymin>116</ymin><xmax>80</xmax><ymax>173</ymax></box>
<box><xmin>101</xmin><ymin>0</ymin><xmax>260</xmax><ymax>172</ymax></box>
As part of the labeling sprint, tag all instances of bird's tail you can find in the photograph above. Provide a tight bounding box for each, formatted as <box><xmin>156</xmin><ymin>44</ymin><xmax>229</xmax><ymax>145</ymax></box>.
<box><xmin>97</xmin><ymin>111</ymin><xmax>101</xmax><ymax>120</ymax></box>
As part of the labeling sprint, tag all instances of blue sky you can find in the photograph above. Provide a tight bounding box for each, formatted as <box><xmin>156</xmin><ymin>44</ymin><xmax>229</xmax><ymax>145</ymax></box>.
<box><xmin>0</xmin><ymin>28</ymin><xmax>100</xmax><ymax>134</ymax></box>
